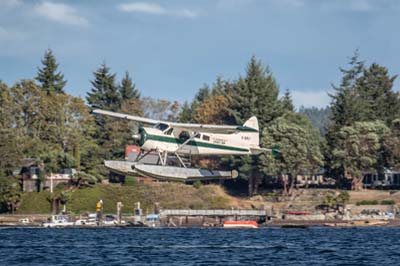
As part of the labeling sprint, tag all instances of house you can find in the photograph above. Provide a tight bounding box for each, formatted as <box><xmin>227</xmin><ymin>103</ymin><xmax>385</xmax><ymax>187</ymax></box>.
<box><xmin>363</xmin><ymin>169</ymin><xmax>400</xmax><ymax>188</ymax></box>
<box><xmin>20</xmin><ymin>159</ymin><xmax>76</xmax><ymax>192</ymax></box>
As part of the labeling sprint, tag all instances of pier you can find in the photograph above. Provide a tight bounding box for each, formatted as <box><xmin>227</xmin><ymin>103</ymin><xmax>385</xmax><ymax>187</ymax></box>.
<box><xmin>160</xmin><ymin>209</ymin><xmax>269</xmax><ymax>226</ymax></box>
<box><xmin>160</xmin><ymin>209</ymin><xmax>267</xmax><ymax>217</ymax></box>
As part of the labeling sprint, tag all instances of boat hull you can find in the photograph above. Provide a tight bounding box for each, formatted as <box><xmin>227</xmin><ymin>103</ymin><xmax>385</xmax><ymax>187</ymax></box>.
<box><xmin>223</xmin><ymin>221</ymin><xmax>258</xmax><ymax>229</ymax></box>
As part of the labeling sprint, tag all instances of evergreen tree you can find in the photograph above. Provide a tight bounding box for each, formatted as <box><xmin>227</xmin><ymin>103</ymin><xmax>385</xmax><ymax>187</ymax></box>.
<box><xmin>177</xmin><ymin>101</ymin><xmax>192</xmax><ymax>123</ymax></box>
<box><xmin>280</xmin><ymin>89</ymin><xmax>295</xmax><ymax>113</ymax></box>
<box><xmin>328</xmin><ymin>50</ymin><xmax>365</xmax><ymax>129</ymax></box>
<box><xmin>191</xmin><ymin>84</ymin><xmax>211</xmax><ymax>112</ymax></box>
<box><xmin>356</xmin><ymin>63</ymin><xmax>399</xmax><ymax>124</ymax></box>
<box><xmin>299</xmin><ymin>106</ymin><xmax>331</xmax><ymax>135</ymax></box>
<box><xmin>325</xmin><ymin>51</ymin><xmax>365</xmax><ymax>183</ymax></box>
<box><xmin>35</xmin><ymin>49</ymin><xmax>67</xmax><ymax>94</ymax></box>
<box><xmin>87</xmin><ymin>63</ymin><xmax>121</xmax><ymax>111</ymax></box>
<box><xmin>223</xmin><ymin>56</ymin><xmax>282</xmax><ymax>195</ymax></box>
<box><xmin>119</xmin><ymin>71</ymin><xmax>140</xmax><ymax>101</ymax></box>
<box><xmin>227</xmin><ymin>56</ymin><xmax>281</xmax><ymax>128</ymax></box>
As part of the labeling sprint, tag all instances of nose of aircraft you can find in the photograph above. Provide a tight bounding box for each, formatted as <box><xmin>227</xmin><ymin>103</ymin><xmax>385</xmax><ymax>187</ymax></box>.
<box><xmin>133</xmin><ymin>127</ymin><xmax>147</xmax><ymax>147</ymax></box>
<box><xmin>132</xmin><ymin>134</ymin><xmax>141</xmax><ymax>141</ymax></box>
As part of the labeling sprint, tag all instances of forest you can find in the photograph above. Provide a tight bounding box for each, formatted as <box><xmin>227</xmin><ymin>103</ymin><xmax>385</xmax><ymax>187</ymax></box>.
<box><xmin>1</xmin><ymin>49</ymin><xmax>400</xmax><ymax>212</ymax></box>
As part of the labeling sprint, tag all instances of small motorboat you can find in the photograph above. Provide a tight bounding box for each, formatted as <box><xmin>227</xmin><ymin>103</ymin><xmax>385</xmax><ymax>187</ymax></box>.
<box><xmin>43</xmin><ymin>215</ymin><xmax>74</xmax><ymax>228</ymax></box>
<box><xmin>223</xmin><ymin>221</ymin><xmax>258</xmax><ymax>229</ymax></box>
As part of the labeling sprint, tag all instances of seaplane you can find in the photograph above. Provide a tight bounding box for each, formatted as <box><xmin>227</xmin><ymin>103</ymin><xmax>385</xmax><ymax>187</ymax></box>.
<box><xmin>92</xmin><ymin>109</ymin><xmax>278</xmax><ymax>182</ymax></box>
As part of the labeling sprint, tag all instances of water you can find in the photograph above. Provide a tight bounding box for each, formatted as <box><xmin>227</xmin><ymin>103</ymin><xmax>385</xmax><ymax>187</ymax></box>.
<box><xmin>1</xmin><ymin>227</ymin><xmax>399</xmax><ymax>265</ymax></box>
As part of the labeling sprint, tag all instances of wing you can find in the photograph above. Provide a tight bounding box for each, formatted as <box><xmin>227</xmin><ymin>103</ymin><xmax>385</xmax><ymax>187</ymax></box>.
<box><xmin>92</xmin><ymin>109</ymin><xmax>241</xmax><ymax>133</ymax></box>
<box><xmin>168</xmin><ymin>122</ymin><xmax>238</xmax><ymax>134</ymax></box>
<box><xmin>92</xmin><ymin>109</ymin><xmax>159</xmax><ymax>125</ymax></box>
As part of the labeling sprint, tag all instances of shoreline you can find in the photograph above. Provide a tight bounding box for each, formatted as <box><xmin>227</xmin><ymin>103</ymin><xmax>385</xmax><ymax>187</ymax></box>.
<box><xmin>1</xmin><ymin>219</ymin><xmax>399</xmax><ymax>228</ymax></box>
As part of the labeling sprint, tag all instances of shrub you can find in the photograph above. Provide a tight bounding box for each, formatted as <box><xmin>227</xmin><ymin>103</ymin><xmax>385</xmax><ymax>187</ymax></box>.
<box><xmin>193</xmin><ymin>180</ymin><xmax>202</xmax><ymax>189</ymax></box>
<box><xmin>124</xmin><ymin>176</ymin><xmax>136</xmax><ymax>186</ymax></box>
<box><xmin>381</xmin><ymin>200</ymin><xmax>395</xmax><ymax>205</ymax></box>
<box><xmin>356</xmin><ymin>200</ymin><xmax>379</xmax><ymax>206</ymax></box>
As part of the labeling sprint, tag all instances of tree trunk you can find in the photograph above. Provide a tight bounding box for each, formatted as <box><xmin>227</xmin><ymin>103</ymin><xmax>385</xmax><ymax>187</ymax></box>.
<box><xmin>52</xmin><ymin>198</ymin><xmax>57</xmax><ymax>214</ymax></box>
<box><xmin>352</xmin><ymin>176</ymin><xmax>363</xmax><ymax>191</ymax></box>
<box><xmin>288</xmin><ymin>173</ymin><xmax>296</xmax><ymax>196</ymax></box>
<box><xmin>253</xmin><ymin>171</ymin><xmax>262</xmax><ymax>195</ymax></box>
<box><xmin>282</xmin><ymin>175</ymin><xmax>288</xmax><ymax>196</ymax></box>
<box><xmin>248</xmin><ymin>176</ymin><xmax>253</xmax><ymax>196</ymax></box>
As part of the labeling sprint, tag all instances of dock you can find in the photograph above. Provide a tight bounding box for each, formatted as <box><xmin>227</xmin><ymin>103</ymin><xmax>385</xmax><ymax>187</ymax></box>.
<box><xmin>160</xmin><ymin>209</ymin><xmax>268</xmax><ymax>227</ymax></box>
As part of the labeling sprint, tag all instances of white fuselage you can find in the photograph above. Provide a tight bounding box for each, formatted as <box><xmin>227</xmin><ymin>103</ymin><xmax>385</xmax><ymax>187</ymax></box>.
<box><xmin>139</xmin><ymin>126</ymin><xmax>257</xmax><ymax>155</ymax></box>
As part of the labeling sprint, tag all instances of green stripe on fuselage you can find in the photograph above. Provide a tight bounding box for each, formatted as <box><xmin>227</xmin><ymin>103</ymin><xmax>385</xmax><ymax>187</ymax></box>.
<box><xmin>146</xmin><ymin>133</ymin><xmax>249</xmax><ymax>152</ymax></box>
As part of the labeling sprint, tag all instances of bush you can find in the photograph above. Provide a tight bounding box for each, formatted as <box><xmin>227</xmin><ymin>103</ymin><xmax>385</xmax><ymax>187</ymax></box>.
<box><xmin>193</xmin><ymin>180</ymin><xmax>202</xmax><ymax>189</ymax></box>
<box><xmin>124</xmin><ymin>176</ymin><xmax>136</xmax><ymax>186</ymax></box>
<box><xmin>381</xmin><ymin>200</ymin><xmax>395</xmax><ymax>205</ymax></box>
<box><xmin>356</xmin><ymin>200</ymin><xmax>379</xmax><ymax>206</ymax></box>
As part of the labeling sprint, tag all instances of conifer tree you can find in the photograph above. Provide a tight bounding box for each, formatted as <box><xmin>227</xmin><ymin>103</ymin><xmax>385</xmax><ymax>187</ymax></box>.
<box><xmin>191</xmin><ymin>84</ymin><xmax>211</xmax><ymax>112</ymax></box>
<box><xmin>119</xmin><ymin>71</ymin><xmax>140</xmax><ymax>101</ymax></box>
<box><xmin>227</xmin><ymin>56</ymin><xmax>281</xmax><ymax>128</ymax></box>
<box><xmin>87</xmin><ymin>63</ymin><xmax>121</xmax><ymax>111</ymax></box>
<box><xmin>280</xmin><ymin>89</ymin><xmax>295</xmax><ymax>113</ymax></box>
<box><xmin>223</xmin><ymin>56</ymin><xmax>282</xmax><ymax>195</ymax></box>
<box><xmin>328</xmin><ymin>50</ymin><xmax>365</xmax><ymax>129</ymax></box>
<box><xmin>356</xmin><ymin>63</ymin><xmax>399</xmax><ymax>124</ymax></box>
<box><xmin>177</xmin><ymin>101</ymin><xmax>192</xmax><ymax>123</ymax></box>
<box><xmin>35</xmin><ymin>49</ymin><xmax>67</xmax><ymax>94</ymax></box>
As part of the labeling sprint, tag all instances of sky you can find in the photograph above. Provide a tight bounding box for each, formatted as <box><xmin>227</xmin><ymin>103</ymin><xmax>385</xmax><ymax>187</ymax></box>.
<box><xmin>0</xmin><ymin>0</ymin><xmax>399</xmax><ymax>109</ymax></box>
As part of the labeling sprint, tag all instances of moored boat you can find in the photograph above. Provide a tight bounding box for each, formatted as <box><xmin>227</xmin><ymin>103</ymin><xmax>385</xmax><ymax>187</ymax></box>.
<box><xmin>43</xmin><ymin>215</ymin><xmax>74</xmax><ymax>228</ymax></box>
<box><xmin>223</xmin><ymin>221</ymin><xmax>258</xmax><ymax>229</ymax></box>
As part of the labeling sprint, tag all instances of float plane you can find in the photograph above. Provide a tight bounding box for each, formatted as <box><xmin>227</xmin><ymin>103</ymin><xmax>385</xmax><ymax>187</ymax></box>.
<box><xmin>92</xmin><ymin>109</ymin><xmax>278</xmax><ymax>182</ymax></box>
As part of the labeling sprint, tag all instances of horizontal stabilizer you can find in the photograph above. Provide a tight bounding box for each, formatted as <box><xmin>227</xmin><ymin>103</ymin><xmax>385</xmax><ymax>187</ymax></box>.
<box><xmin>250</xmin><ymin>146</ymin><xmax>280</xmax><ymax>156</ymax></box>
<box><xmin>250</xmin><ymin>147</ymin><xmax>270</xmax><ymax>155</ymax></box>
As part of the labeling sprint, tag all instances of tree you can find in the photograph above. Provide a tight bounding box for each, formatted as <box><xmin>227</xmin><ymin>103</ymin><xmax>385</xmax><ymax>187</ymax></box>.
<box><xmin>261</xmin><ymin>113</ymin><xmax>323</xmax><ymax>195</ymax></box>
<box><xmin>0</xmin><ymin>82</ymin><xmax>23</xmax><ymax>176</ymax></box>
<box><xmin>325</xmin><ymin>51</ymin><xmax>365</xmax><ymax>182</ymax></box>
<box><xmin>177</xmin><ymin>101</ymin><xmax>192</xmax><ymax>123</ymax></box>
<box><xmin>192</xmin><ymin>95</ymin><xmax>231</xmax><ymax>124</ymax></box>
<box><xmin>280</xmin><ymin>89</ymin><xmax>295</xmax><ymax>113</ymax></box>
<box><xmin>35</xmin><ymin>49</ymin><xmax>66</xmax><ymax>94</ymax></box>
<box><xmin>87</xmin><ymin>63</ymin><xmax>121</xmax><ymax>111</ymax></box>
<box><xmin>119</xmin><ymin>71</ymin><xmax>140</xmax><ymax>101</ymax></box>
<box><xmin>227</xmin><ymin>56</ymin><xmax>281</xmax><ymax>128</ymax></box>
<box><xmin>356</xmin><ymin>63</ymin><xmax>399</xmax><ymax>125</ymax></box>
<box><xmin>0</xmin><ymin>177</ymin><xmax>21</xmax><ymax>214</ymax></box>
<box><xmin>191</xmin><ymin>84</ymin><xmax>211</xmax><ymax>112</ymax></box>
<box><xmin>141</xmin><ymin>97</ymin><xmax>180</xmax><ymax>121</ymax></box>
<box><xmin>299</xmin><ymin>106</ymin><xmax>331</xmax><ymax>135</ymax></box>
<box><xmin>223</xmin><ymin>56</ymin><xmax>282</xmax><ymax>195</ymax></box>
<box><xmin>331</xmin><ymin>121</ymin><xmax>389</xmax><ymax>190</ymax></box>
<box><xmin>382</xmin><ymin>119</ymin><xmax>400</xmax><ymax>170</ymax></box>
<box><xmin>328</xmin><ymin>50</ymin><xmax>365</xmax><ymax>129</ymax></box>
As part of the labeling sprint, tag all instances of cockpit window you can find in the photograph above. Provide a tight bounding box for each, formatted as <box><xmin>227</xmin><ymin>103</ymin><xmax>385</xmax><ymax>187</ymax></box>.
<box><xmin>154</xmin><ymin>123</ymin><xmax>169</xmax><ymax>131</ymax></box>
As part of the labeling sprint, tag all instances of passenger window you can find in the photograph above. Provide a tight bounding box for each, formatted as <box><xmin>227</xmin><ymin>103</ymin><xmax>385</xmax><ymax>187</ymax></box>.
<box><xmin>179</xmin><ymin>131</ymin><xmax>190</xmax><ymax>141</ymax></box>
<box><xmin>164</xmin><ymin>128</ymin><xmax>173</xmax><ymax>135</ymax></box>
<box><xmin>195</xmin><ymin>134</ymin><xmax>201</xmax><ymax>139</ymax></box>
<box><xmin>202</xmin><ymin>135</ymin><xmax>210</xmax><ymax>141</ymax></box>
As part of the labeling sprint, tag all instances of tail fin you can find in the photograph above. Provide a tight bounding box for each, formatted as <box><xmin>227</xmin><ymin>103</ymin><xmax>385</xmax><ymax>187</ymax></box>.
<box><xmin>237</xmin><ymin>116</ymin><xmax>260</xmax><ymax>148</ymax></box>
<box><xmin>243</xmin><ymin>116</ymin><xmax>259</xmax><ymax>132</ymax></box>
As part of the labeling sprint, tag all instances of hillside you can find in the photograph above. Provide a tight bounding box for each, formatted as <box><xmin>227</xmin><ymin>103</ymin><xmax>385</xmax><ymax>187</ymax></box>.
<box><xmin>17</xmin><ymin>183</ymin><xmax>243</xmax><ymax>214</ymax></box>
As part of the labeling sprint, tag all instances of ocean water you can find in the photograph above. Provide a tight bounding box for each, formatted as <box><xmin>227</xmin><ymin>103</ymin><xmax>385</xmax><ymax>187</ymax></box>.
<box><xmin>1</xmin><ymin>227</ymin><xmax>399</xmax><ymax>265</ymax></box>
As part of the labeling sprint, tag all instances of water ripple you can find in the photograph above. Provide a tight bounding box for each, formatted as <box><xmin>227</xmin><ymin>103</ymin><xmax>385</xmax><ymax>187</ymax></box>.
<box><xmin>1</xmin><ymin>227</ymin><xmax>400</xmax><ymax>265</ymax></box>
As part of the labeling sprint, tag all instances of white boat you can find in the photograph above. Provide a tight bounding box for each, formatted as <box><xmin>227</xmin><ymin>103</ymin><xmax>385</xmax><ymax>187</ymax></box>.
<box><xmin>43</xmin><ymin>215</ymin><xmax>74</xmax><ymax>227</ymax></box>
